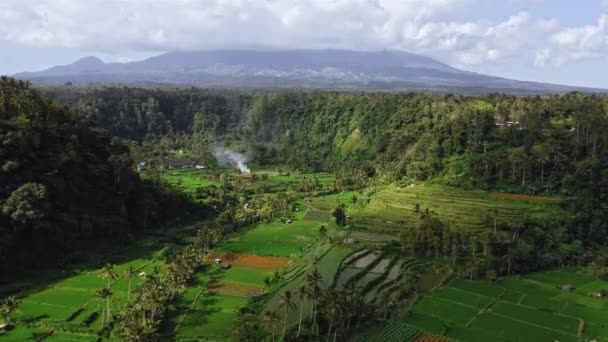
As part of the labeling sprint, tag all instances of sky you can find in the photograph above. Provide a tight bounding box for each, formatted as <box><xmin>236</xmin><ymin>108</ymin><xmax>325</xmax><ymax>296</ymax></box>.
<box><xmin>0</xmin><ymin>0</ymin><xmax>607</xmax><ymax>88</ymax></box>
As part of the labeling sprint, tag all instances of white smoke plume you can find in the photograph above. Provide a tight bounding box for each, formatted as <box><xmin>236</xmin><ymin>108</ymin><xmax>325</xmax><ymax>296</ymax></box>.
<box><xmin>213</xmin><ymin>148</ymin><xmax>251</xmax><ymax>174</ymax></box>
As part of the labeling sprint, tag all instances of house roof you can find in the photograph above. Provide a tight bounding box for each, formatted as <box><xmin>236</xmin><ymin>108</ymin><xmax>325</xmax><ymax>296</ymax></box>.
<box><xmin>163</xmin><ymin>159</ymin><xmax>196</xmax><ymax>167</ymax></box>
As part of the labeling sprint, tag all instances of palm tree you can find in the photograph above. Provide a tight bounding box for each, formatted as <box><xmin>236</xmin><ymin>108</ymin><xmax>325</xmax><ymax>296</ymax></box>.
<box><xmin>263</xmin><ymin>310</ymin><xmax>280</xmax><ymax>342</ymax></box>
<box><xmin>480</xmin><ymin>231</ymin><xmax>492</xmax><ymax>256</ymax></box>
<box><xmin>1</xmin><ymin>296</ymin><xmax>19</xmax><ymax>327</ymax></box>
<box><xmin>379</xmin><ymin>290</ymin><xmax>392</xmax><ymax>320</ymax></box>
<box><xmin>126</xmin><ymin>266</ymin><xmax>136</xmax><ymax>301</ymax></box>
<box><xmin>100</xmin><ymin>263</ymin><xmax>119</xmax><ymax>287</ymax></box>
<box><xmin>296</xmin><ymin>285</ymin><xmax>308</xmax><ymax>338</ymax></box>
<box><xmin>96</xmin><ymin>287</ymin><xmax>113</xmax><ymax>327</ymax></box>
<box><xmin>504</xmin><ymin>248</ymin><xmax>517</xmax><ymax>277</ymax></box>
<box><xmin>319</xmin><ymin>225</ymin><xmax>328</xmax><ymax>240</ymax></box>
<box><xmin>323</xmin><ymin>289</ymin><xmax>341</xmax><ymax>342</ymax></box>
<box><xmin>589</xmin><ymin>261</ymin><xmax>606</xmax><ymax>280</ymax></box>
<box><xmin>278</xmin><ymin>291</ymin><xmax>296</xmax><ymax>340</ymax></box>
<box><xmin>467</xmin><ymin>255</ymin><xmax>478</xmax><ymax>280</ymax></box>
<box><xmin>306</xmin><ymin>268</ymin><xmax>323</xmax><ymax>336</ymax></box>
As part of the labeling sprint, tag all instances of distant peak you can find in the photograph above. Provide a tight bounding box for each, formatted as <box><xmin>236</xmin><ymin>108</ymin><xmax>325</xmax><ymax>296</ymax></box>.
<box><xmin>73</xmin><ymin>56</ymin><xmax>104</xmax><ymax>66</ymax></box>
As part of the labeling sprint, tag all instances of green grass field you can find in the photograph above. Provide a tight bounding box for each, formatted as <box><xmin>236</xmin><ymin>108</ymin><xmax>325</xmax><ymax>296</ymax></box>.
<box><xmin>402</xmin><ymin>270</ymin><xmax>608</xmax><ymax>342</ymax></box>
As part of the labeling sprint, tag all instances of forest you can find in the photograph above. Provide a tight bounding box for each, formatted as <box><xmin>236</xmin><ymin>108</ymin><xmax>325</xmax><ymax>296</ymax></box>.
<box><xmin>41</xmin><ymin>86</ymin><xmax>608</xmax><ymax>244</ymax></box>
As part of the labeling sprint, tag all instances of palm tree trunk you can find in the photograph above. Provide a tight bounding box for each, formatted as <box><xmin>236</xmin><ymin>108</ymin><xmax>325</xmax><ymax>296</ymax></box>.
<box><xmin>327</xmin><ymin>321</ymin><xmax>333</xmax><ymax>342</ymax></box>
<box><xmin>106</xmin><ymin>297</ymin><xmax>111</xmax><ymax>322</ymax></box>
<box><xmin>507</xmin><ymin>261</ymin><xmax>512</xmax><ymax>277</ymax></box>
<box><xmin>127</xmin><ymin>278</ymin><xmax>132</xmax><ymax>300</ymax></box>
<box><xmin>100</xmin><ymin>306</ymin><xmax>105</xmax><ymax>327</ymax></box>
<box><xmin>282</xmin><ymin>307</ymin><xmax>288</xmax><ymax>340</ymax></box>
<box><xmin>541</xmin><ymin>162</ymin><xmax>544</xmax><ymax>184</ymax></box>
<box><xmin>296</xmin><ymin>305</ymin><xmax>304</xmax><ymax>337</ymax></box>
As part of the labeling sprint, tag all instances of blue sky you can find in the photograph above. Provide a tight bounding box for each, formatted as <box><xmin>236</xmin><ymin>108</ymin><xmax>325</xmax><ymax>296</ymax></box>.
<box><xmin>0</xmin><ymin>0</ymin><xmax>606</xmax><ymax>88</ymax></box>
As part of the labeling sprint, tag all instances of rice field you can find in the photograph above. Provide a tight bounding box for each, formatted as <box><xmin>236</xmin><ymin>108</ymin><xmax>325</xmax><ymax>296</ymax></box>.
<box><xmin>3</xmin><ymin>253</ymin><xmax>165</xmax><ymax>341</ymax></box>
<box><xmin>351</xmin><ymin>184</ymin><xmax>562</xmax><ymax>233</ymax></box>
<box><xmin>402</xmin><ymin>270</ymin><xmax>608</xmax><ymax>342</ymax></box>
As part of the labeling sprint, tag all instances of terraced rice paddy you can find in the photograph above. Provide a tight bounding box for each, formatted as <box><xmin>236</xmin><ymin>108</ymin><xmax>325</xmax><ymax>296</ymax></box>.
<box><xmin>351</xmin><ymin>184</ymin><xmax>562</xmax><ymax>233</ymax></box>
<box><xmin>303</xmin><ymin>209</ymin><xmax>333</xmax><ymax>221</ymax></box>
<box><xmin>403</xmin><ymin>270</ymin><xmax>608</xmax><ymax>342</ymax></box>
<box><xmin>355</xmin><ymin>322</ymin><xmax>423</xmax><ymax>342</ymax></box>
<box><xmin>334</xmin><ymin>248</ymin><xmax>425</xmax><ymax>305</ymax></box>
<box><xmin>263</xmin><ymin>245</ymin><xmax>354</xmax><ymax>330</ymax></box>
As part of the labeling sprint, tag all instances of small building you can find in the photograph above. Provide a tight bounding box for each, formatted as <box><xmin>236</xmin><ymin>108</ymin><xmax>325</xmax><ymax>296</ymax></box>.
<box><xmin>248</xmin><ymin>289</ymin><xmax>263</xmax><ymax>297</ymax></box>
<box><xmin>163</xmin><ymin>159</ymin><xmax>196</xmax><ymax>170</ymax></box>
<box><xmin>343</xmin><ymin>237</ymin><xmax>359</xmax><ymax>245</ymax></box>
<box><xmin>195</xmin><ymin>164</ymin><xmax>206</xmax><ymax>169</ymax></box>
<box><xmin>137</xmin><ymin>161</ymin><xmax>147</xmax><ymax>172</ymax></box>
<box><xmin>561</xmin><ymin>284</ymin><xmax>575</xmax><ymax>292</ymax></box>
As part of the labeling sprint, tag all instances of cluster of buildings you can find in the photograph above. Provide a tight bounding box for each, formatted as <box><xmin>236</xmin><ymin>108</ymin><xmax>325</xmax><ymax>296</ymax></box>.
<box><xmin>137</xmin><ymin>159</ymin><xmax>205</xmax><ymax>172</ymax></box>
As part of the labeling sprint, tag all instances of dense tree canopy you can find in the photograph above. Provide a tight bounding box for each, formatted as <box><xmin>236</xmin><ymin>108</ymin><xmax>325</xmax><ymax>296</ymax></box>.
<box><xmin>0</xmin><ymin>78</ymin><xmax>199</xmax><ymax>276</ymax></box>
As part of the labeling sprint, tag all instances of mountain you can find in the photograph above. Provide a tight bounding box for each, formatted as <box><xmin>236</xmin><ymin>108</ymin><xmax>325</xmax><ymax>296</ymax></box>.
<box><xmin>12</xmin><ymin>49</ymin><xmax>605</xmax><ymax>94</ymax></box>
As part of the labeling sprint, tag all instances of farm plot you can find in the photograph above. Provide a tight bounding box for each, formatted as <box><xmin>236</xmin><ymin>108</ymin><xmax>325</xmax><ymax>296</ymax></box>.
<box><xmin>231</xmin><ymin>254</ymin><xmax>289</xmax><ymax>269</ymax></box>
<box><xmin>208</xmin><ymin>280</ymin><xmax>262</xmax><ymax>297</ymax></box>
<box><xmin>355</xmin><ymin>322</ymin><xmax>423</xmax><ymax>342</ymax></box>
<box><xmin>415</xmin><ymin>333</ymin><xmax>453</xmax><ymax>342</ymax></box>
<box><xmin>490</xmin><ymin>192</ymin><xmax>560</xmax><ymax>202</ymax></box>
<box><xmin>467</xmin><ymin>313</ymin><xmax>579</xmax><ymax>342</ymax></box>
<box><xmin>413</xmin><ymin>296</ymin><xmax>478</xmax><ymax>326</ymax></box>
<box><xmin>264</xmin><ymin>246</ymin><xmax>354</xmax><ymax>329</ymax></box>
<box><xmin>351</xmin><ymin>184</ymin><xmax>562</xmax><ymax>233</ymax></box>
<box><xmin>215</xmin><ymin>217</ymin><xmax>323</xmax><ymax>257</ymax></box>
<box><xmin>304</xmin><ymin>209</ymin><xmax>332</xmax><ymax>221</ymax></box>
<box><xmin>403</xmin><ymin>270</ymin><xmax>608</xmax><ymax>342</ymax></box>
<box><xmin>154</xmin><ymin>169</ymin><xmax>217</xmax><ymax>193</ymax></box>
<box><xmin>6</xmin><ymin>255</ymin><xmax>159</xmax><ymax>341</ymax></box>
<box><xmin>432</xmin><ymin>287</ymin><xmax>493</xmax><ymax>309</ymax></box>
<box><xmin>489</xmin><ymin>302</ymin><xmax>580</xmax><ymax>335</ymax></box>
<box><xmin>172</xmin><ymin>265</ymin><xmax>268</xmax><ymax>340</ymax></box>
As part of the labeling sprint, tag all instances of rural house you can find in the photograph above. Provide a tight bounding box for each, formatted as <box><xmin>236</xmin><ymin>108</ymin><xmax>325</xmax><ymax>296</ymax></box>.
<box><xmin>163</xmin><ymin>159</ymin><xmax>196</xmax><ymax>170</ymax></box>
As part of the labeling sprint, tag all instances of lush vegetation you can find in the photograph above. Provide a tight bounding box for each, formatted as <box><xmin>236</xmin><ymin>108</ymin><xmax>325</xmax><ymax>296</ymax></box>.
<box><xmin>0</xmin><ymin>78</ymin><xmax>200</xmax><ymax>277</ymax></box>
<box><xmin>2</xmin><ymin>81</ymin><xmax>608</xmax><ymax>341</ymax></box>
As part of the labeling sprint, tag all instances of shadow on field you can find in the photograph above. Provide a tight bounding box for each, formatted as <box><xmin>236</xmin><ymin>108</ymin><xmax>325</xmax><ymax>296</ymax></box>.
<box><xmin>21</xmin><ymin>314</ymin><xmax>50</xmax><ymax>324</ymax></box>
<box><xmin>5</xmin><ymin>229</ymin><xmax>194</xmax><ymax>298</ymax></box>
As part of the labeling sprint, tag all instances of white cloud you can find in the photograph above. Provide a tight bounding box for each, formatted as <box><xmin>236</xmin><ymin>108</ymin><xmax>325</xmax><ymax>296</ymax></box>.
<box><xmin>537</xmin><ymin>14</ymin><xmax>608</xmax><ymax>66</ymax></box>
<box><xmin>0</xmin><ymin>0</ymin><xmax>606</xmax><ymax>70</ymax></box>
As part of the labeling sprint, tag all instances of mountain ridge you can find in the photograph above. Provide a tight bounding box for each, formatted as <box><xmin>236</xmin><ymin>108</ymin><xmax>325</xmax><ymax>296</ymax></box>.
<box><xmin>13</xmin><ymin>49</ymin><xmax>607</xmax><ymax>94</ymax></box>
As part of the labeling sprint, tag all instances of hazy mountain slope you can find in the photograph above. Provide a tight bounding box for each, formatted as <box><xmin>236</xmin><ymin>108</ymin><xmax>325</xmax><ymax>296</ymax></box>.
<box><xmin>13</xmin><ymin>49</ymin><xmax>606</xmax><ymax>94</ymax></box>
